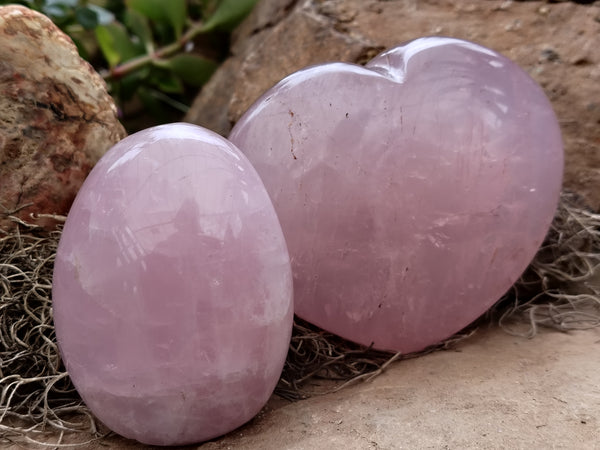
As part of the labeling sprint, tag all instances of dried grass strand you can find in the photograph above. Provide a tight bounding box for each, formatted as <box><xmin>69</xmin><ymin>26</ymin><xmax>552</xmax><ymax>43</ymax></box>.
<box><xmin>0</xmin><ymin>220</ymin><xmax>99</xmax><ymax>446</ymax></box>
<box><xmin>495</xmin><ymin>191</ymin><xmax>600</xmax><ymax>336</ymax></box>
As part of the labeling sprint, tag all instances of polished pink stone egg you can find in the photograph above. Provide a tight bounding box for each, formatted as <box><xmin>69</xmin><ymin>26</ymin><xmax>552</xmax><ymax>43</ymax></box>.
<box><xmin>229</xmin><ymin>37</ymin><xmax>563</xmax><ymax>353</ymax></box>
<box><xmin>52</xmin><ymin>123</ymin><xmax>293</xmax><ymax>445</ymax></box>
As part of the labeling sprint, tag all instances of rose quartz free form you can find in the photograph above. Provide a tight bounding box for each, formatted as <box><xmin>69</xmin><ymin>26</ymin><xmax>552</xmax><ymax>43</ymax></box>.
<box><xmin>52</xmin><ymin>123</ymin><xmax>293</xmax><ymax>446</ymax></box>
<box><xmin>230</xmin><ymin>37</ymin><xmax>563</xmax><ymax>353</ymax></box>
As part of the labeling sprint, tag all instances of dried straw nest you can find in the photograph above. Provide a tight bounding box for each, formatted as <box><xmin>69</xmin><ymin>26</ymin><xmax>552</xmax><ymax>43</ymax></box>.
<box><xmin>1</xmin><ymin>191</ymin><xmax>599</xmax><ymax>446</ymax></box>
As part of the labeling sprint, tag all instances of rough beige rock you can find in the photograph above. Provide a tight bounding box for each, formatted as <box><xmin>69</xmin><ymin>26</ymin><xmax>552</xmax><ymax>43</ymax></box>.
<box><xmin>198</xmin><ymin>326</ymin><xmax>600</xmax><ymax>450</ymax></box>
<box><xmin>185</xmin><ymin>0</ymin><xmax>600</xmax><ymax>209</ymax></box>
<box><xmin>186</xmin><ymin>0</ymin><xmax>382</xmax><ymax>136</ymax></box>
<box><xmin>0</xmin><ymin>5</ymin><xmax>126</xmax><ymax>230</ymax></box>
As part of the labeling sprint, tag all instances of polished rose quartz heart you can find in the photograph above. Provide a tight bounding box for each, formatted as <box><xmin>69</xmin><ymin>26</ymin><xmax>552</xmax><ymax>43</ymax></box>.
<box><xmin>52</xmin><ymin>123</ymin><xmax>293</xmax><ymax>445</ymax></box>
<box><xmin>230</xmin><ymin>37</ymin><xmax>563</xmax><ymax>353</ymax></box>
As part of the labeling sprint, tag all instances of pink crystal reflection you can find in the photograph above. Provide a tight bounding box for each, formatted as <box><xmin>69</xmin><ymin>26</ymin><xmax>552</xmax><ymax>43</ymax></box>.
<box><xmin>52</xmin><ymin>123</ymin><xmax>293</xmax><ymax>445</ymax></box>
<box><xmin>230</xmin><ymin>37</ymin><xmax>563</xmax><ymax>353</ymax></box>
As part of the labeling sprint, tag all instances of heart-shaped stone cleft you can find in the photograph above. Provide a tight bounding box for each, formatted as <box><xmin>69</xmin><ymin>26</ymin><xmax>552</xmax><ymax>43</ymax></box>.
<box><xmin>230</xmin><ymin>37</ymin><xmax>564</xmax><ymax>353</ymax></box>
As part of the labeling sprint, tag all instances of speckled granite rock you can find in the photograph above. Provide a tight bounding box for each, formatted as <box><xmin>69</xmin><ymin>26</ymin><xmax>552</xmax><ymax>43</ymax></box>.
<box><xmin>0</xmin><ymin>5</ymin><xmax>126</xmax><ymax>230</ymax></box>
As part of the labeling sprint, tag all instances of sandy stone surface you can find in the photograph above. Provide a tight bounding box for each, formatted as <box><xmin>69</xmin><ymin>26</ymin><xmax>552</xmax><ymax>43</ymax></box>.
<box><xmin>29</xmin><ymin>324</ymin><xmax>598</xmax><ymax>449</ymax></box>
<box><xmin>203</xmin><ymin>326</ymin><xmax>600</xmax><ymax>450</ymax></box>
<box><xmin>186</xmin><ymin>0</ymin><xmax>600</xmax><ymax>209</ymax></box>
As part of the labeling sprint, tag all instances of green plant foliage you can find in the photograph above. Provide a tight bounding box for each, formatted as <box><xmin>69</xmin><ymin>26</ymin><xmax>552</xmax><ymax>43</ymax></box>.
<box><xmin>201</xmin><ymin>0</ymin><xmax>259</xmax><ymax>32</ymax></box>
<box><xmin>0</xmin><ymin>0</ymin><xmax>260</xmax><ymax>130</ymax></box>
<box><xmin>95</xmin><ymin>21</ymin><xmax>143</xmax><ymax>67</ymax></box>
<box><xmin>126</xmin><ymin>0</ymin><xmax>186</xmax><ymax>39</ymax></box>
<box><xmin>166</xmin><ymin>54</ymin><xmax>218</xmax><ymax>87</ymax></box>
<box><xmin>36</xmin><ymin>0</ymin><xmax>114</xmax><ymax>29</ymax></box>
<box><xmin>123</xmin><ymin>9</ymin><xmax>153</xmax><ymax>52</ymax></box>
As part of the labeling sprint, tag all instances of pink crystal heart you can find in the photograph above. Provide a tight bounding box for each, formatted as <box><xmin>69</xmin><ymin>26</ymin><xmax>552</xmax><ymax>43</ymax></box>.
<box><xmin>52</xmin><ymin>123</ymin><xmax>293</xmax><ymax>445</ymax></box>
<box><xmin>230</xmin><ymin>37</ymin><xmax>563</xmax><ymax>353</ymax></box>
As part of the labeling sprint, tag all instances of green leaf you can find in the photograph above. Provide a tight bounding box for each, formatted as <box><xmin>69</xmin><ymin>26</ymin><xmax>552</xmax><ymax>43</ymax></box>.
<box><xmin>150</xmin><ymin>89</ymin><xmax>190</xmax><ymax>113</ymax></box>
<box><xmin>46</xmin><ymin>0</ymin><xmax>78</xmax><ymax>8</ymax></box>
<box><xmin>125</xmin><ymin>0</ymin><xmax>166</xmax><ymax>24</ymax></box>
<box><xmin>124</xmin><ymin>9</ymin><xmax>154</xmax><ymax>52</ymax></box>
<box><xmin>137</xmin><ymin>87</ymin><xmax>163</xmax><ymax>117</ymax></box>
<box><xmin>17</xmin><ymin>0</ymin><xmax>37</xmax><ymax>7</ymax></box>
<box><xmin>126</xmin><ymin>0</ymin><xmax>186</xmax><ymax>39</ymax></box>
<box><xmin>149</xmin><ymin>69</ymin><xmax>184</xmax><ymax>94</ymax></box>
<box><xmin>136</xmin><ymin>87</ymin><xmax>183</xmax><ymax>121</ymax></box>
<box><xmin>166</xmin><ymin>54</ymin><xmax>217</xmax><ymax>86</ymax></box>
<box><xmin>95</xmin><ymin>25</ymin><xmax>119</xmax><ymax>67</ymax></box>
<box><xmin>71</xmin><ymin>36</ymin><xmax>90</xmax><ymax>60</ymax></box>
<box><xmin>42</xmin><ymin>3</ymin><xmax>72</xmax><ymax>24</ymax></box>
<box><xmin>112</xmin><ymin>65</ymin><xmax>150</xmax><ymax>101</ymax></box>
<box><xmin>73</xmin><ymin>4</ymin><xmax>114</xmax><ymax>31</ymax></box>
<box><xmin>201</xmin><ymin>0</ymin><xmax>259</xmax><ymax>32</ymax></box>
<box><xmin>198</xmin><ymin>0</ymin><xmax>219</xmax><ymax>17</ymax></box>
<box><xmin>158</xmin><ymin>76</ymin><xmax>184</xmax><ymax>94</ymax></box>
<box><xmin>164</xmin><ymin>0</ymin><xmax>186</xmax><ymax>38</ymax></box>
<box><xmin>87</xmin><ymin>4</ymin><xmax>115</xmax><ymax>26</ymax></box>
<box><xmin>75</xmin><ymin>7</ymin><xmax>99</xmax><ymax>30</ymax></box>
<box><xmin>95</xmin><ymin>22</ymin><xmax>142</xmax><ymax>68</ymax></box>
